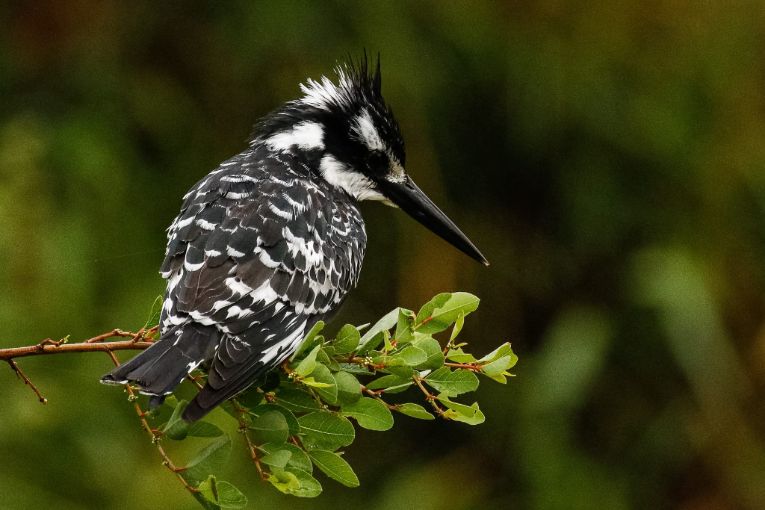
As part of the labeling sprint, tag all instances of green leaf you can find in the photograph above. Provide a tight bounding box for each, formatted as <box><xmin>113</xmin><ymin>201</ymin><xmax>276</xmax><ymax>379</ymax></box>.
<box><xmin>450</xmin><ymin>311</ymin><xmax>466</xmax><ymax>341</ymax></box>
<box><xmin>333</xmin><ymin>324</ymin><xmax>360</xmax><ymax>354</ymax></box>
<box><xmin>294</xmin><ymin>344</ymin><xmax>322</xmax><ymax>377</ymax></box>
<box><xmin>366</xmin><ymin>374</ymin><xmax>412</xmax><ymax>393</ymax></box>
<box><xmin>334</xmin><ymin>371</ymin><xmax>362</xmax><ymax>405</ymax></box>
<box><xmin>394</xmin><ymin>308</ymin><xmax>416</xmax><ymax>343</ymax></box>
<box><xmin>187</xmin><ymin>421</ymin><xmax>224</xmax><ymax>438</ymax></box>
<box><xmin>337</xmin><ymin>363</ymin><xmax>373</xmax><ymax>376</ymax></box>
<box><xmin>267</xmin><ymin>468</ymin><xmax>301</xmax><ymax>495</ymax></box>
<box><xmin>369</xmin><ymin>350</ymin><xmax>416</xmax><ymax>378</ymax></box>
<box><xmin>411</xmin><ymin>335</ymin><xmax>445</xmax><ymax>370</ymax></box>
<box><xmin>481</xmin><ymin>355</ymin><xmax>516</xmax><ymax>377</ymax></box>
<box><xmin>478</xmin><ymin>342</ymin><xmax>516</xmax><ymax>364</ymax></box>
<box><xmin>341</xmin><ymin>397</ymin><xmax>394</xmax><ymax>431</ymax></box>
<box><xmin>236</xmin><ymin>387</ymin><xmax>264</xmax><ymax>409</ymax></box>
<box><xmin>248</xmin><ymin>410</ymin><xmax>289</xmax><ymax>444</ymax></box>
<box><xmin>394</xmin><ymin>403</ymin><xmax>436</xmax><ymax>420</ymax></box>
<box><xmin>358</xmin><ymin>308</ymin><xmax>399</xmax><ymax>352</ymax></box>
<box><xmin>445</xmin><ymin>347</ymin><xmax>477</xmax><ymax>364</ymax></box>
<box><xmin>251</xmin><ymin>404</ymin><xmax>300</xmax><ymax>436</ymax></box>
<box><xmin>260</xmin><ymin>449</ymin><xmax>292</xmax><ymax>469</ymax></box>
<box><xmin>309</xmin><ymin>450</ymin><xmax>360</xmax><ymax>487</ymax></box>
<box><xmin>286</xmin><ymin>468</ymin><xmax>324</xmax><ymax>497</ymax></box>
<box><xmin>298</xmin><ymin>411</ymin><xmax>355</xmax><ymax>450</ymax></box>
<box><xmin>198</xmin><ymin>476</ymin><xmax>248</xmax><ymax>509</ymax></box>
<box><xmin>182</xmin><ymin>435</ymin><xmax>232</xmax><ymax>485</ymax></box>
<box><xmin>414</xmin><ymin>293</ymin><xmax>480</xmax><ymax>334</ymax></box>
<box><xmin>291</xmin><ymin>321</ymin><xmax>325</xmax><ymax>360</ymax></box>
<box><xmin>477</xmin><ymin>343</ymin><xmax>518</xmax><ymax>383</ymax></box>
<box><xmin>316</xmin><ymin>348</ymin><xmax>341</xmax><ymax>371</ymax></box>
<box><xmin>267</xmin><ymin>467</ymin><xmax>323</xmax><ymax>498</ymax></box>
<box><xmin>390</xmin><ymin>344</ymin><xmax>427</xmax><ymax>366</ymax></box>
<box><xmin>437</xmin><ymin>395</ymin><xmax>486</xmax><ymax>425</ymax></box>
<box><xmin>260</xmin><ymin>442</ymin><xmax>312</xmax><ymax>473</ymax></box>
<box><xmin>306</xmin><ymin>364</ymin><xmax>337</xmax><ymax>404</ymax></box>
<box><xmin>275</xmin><ymin>387</ymin><xmax>321</xmax><ymax>413</ymax></box>
<box><xmin>386</xmin><ymin>364</ymin><xmax>415</xmax><ymax>379</ymax></box>
<box><xmin>301</xmin><ymin>378</ymin><xmax>334</xmax><ymax>388</ymax></box>
<box><xmin>162</xmin><ymin>399</ymin><xmax>190</xmax><ymax>440</ymax></box>
<box><xmin>424</xmin><ymin>367</ymin><xmax>479</xmax><ymax>396</ymax></box>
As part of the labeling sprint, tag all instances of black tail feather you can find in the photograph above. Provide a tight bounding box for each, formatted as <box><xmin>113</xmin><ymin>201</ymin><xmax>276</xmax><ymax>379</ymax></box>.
<box><xmin>101</xmin><ymin>324</ymin><xmax>218</xmax><ymax>397</ymax></box>
<box><xmin>182</xmin><ymin>365</ymin><xmax>273</xmax><ymax>422</ymax></box>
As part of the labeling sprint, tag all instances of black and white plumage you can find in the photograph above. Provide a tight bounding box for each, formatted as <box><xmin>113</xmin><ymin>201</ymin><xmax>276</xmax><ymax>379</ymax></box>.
<box><xmin>102</xmin><ymin>56</ymin><xmax>487</xmax><ymax>422</ymax></box>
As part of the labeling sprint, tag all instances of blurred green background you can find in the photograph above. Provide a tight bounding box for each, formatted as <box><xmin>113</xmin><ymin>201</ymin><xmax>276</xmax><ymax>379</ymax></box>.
<box><xmin>2</xmin><ymin>1</ymin><xmax>765</xmax><ymax>509</ymax></box>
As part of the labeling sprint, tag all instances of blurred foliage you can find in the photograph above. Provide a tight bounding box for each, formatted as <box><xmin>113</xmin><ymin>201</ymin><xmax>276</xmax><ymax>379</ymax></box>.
<box><xmin>1</xmin><ymin>1</ymin><xmax>765</xmax><ymax>509</ymax></box>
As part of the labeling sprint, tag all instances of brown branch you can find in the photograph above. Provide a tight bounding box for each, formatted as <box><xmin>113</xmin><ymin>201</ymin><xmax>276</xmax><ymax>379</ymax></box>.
<box><xmin>0</xmin><ymin>340</ymin><xmax>154</xmax><ymax>361</ymax></box>
<box><xmin>2</xmin><ymin>327</ymin><xmax>157</xmax><ymax>407</ymax></box>
<box><xmin>0</xmin><ymin>327</ymin><xmax>157</xmax><ymax>361</ymax></box>
<box><xmin>6</xmin><ymin>359</ymin><xmax>47</xmax><ymax>403</ymax></box>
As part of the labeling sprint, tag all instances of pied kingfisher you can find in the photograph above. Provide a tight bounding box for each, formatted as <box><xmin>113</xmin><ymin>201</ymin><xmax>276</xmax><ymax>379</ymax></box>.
<box><xmin>102</xmin><ymin>56</ymin><xmax>487</xmax><ymax>422</ymax></box>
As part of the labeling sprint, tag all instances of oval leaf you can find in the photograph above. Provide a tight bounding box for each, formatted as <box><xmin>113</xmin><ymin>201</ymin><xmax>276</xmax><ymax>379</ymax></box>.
<box><xmin>275</xmin><ymin>387</ymin><xmax>321</xmax><ymax>413</ymax></box>
<box><xmin>249</xmin><ymin>410</ymin><xmax>289</xmax><ymax>444</ymax></box>
<box><xmin>260</xmin><ymin>442</ymin><xmax>312</xmax><ymax>473</ymax></box>
<box><xmin>424</xmin><ymin>367</ymin><xmax>479</xmax><ymax>396</ymax></box>
<box><xmin>298</xmin><ymin>411</ymin><xmax>355</xmax><ymax>450</ymax></box>
<box><xmin>198</xmin><ymin>476</ymin><xmax>248</xmax><ymax>510</ymax></box>
<box><xmin>309</xmin><ymin>450</ymin><xmax>360</xmax><ymax>487</ymax></box>
<box><xmin>252</xmin><ymin>403</ymin><xmax>300</xmax><ymax>436</ymax></box>
<box><xmin>306</xmin><ymin>364</ymin><xmax>337</xmax><ymax>404</ymax></box>
<box><xmin>358</xmin><ymin>308</ymin><xmax>399</xmax><ymax>352</ymax></box>
<box><xmin>182</xmin><ymin>435</ymin><xmax>232</xmax><ymax>485</ymax></box>
<box><xmin>333</xmin><ymin>324</ymin><xmax>361</xmax><ymax>354</ymax></box>
<box><xmin>437</xmin><ymin>395</ymin><xmax>486</xmax><ymax>425</ymax></box>
<box><xmin>294</xmin><ymin>344</ymin><xmax>322</xmax><ymax>377</ymax></box>
<box><xmin>411</xmin><ymin>335</ymin><xmax>445</xmax><ymax>370</ymax></box>
<box><xmin>335</xmin><ymin>371</ymin><xmax>362</xmax><ymax>405</ymax></box>
<box><xmin>394</xmin><ymin>403</ymin><xmax>436</xmax><ymax>420</ymax></box>
<box><xmin>341</xmin><ymin>397</ymin><xmax>394</xmax><ymax>431</ymax></box>
<box><xmin>268</xmin><ymin>467</ymin><xmax>323</xmax><ymax>498</ymax></box>
<box><xmin>415</xmin><ymin>293</ymin><xmax>480</xmax><ymax>334</ymax></box>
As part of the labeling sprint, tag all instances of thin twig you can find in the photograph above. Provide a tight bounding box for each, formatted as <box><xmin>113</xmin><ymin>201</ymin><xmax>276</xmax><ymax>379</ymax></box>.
<box><xmin>6</xmin><ymin>359</ymin><xmax>47</xmax><ymax>403</ymax></box>
<box><xmin>231</xmin><ymin>400</ymin><xmax>266</xmax><ymax>480</ymax></box>
<box><xmin>360</xmin><ymin>384</ymin><xmax>397</xmax><ymax>409</ymax></box>
<box><xmin>413</xmin><ymin>376</ymin><xmax>445</xmax><ymax>416</ymax></box>
<box><xmin>444</xmin><ymin>361</ymin><xmax>483</xmax><ymax>372</ymax></box>
<box><xmin>105</xmin><ymin>350</ymin><xmax>199</xmax><ymax>494</ymax></box>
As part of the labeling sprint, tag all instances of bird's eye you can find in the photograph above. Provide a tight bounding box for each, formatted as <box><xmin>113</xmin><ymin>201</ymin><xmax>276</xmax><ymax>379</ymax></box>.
<box><xmin>367</xmin><ymin>151</ymin><xmax>388</xmax><ymax>174</ymax></box>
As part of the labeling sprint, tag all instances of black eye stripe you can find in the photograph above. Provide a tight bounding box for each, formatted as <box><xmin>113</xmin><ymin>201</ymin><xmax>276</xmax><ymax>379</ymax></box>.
<box><xmin>368</xmin><ymin>151</ymin><xmax>388</xmax><ymax>173</ymax></box>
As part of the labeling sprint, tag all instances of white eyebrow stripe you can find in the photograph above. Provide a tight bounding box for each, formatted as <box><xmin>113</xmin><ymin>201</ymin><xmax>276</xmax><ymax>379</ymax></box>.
<box><xmin>353</xmin><ymin>109</ymin><xmax>384</xmax><ymax>151</ymax></box>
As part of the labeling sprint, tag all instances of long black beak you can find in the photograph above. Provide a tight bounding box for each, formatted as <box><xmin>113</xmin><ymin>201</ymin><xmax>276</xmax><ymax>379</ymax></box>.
<box><xmin>377</xmin><ymin>176</ymin><xmax>489</xmax><ymax>265</ymax></box>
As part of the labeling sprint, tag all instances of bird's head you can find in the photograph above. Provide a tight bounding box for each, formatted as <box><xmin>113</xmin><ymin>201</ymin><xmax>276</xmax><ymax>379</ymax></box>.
<box><xmin>252</xmin><ymin>55</ymin><xmax>488</xmax><ymax>266</ymax></box>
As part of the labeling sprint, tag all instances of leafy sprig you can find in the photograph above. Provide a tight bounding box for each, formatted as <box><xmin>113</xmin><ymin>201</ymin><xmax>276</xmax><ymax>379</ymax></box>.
<box><xmin>140</xmin><ymin>292</ymin><xmax>516</xmax><ymax>509</ymax></box>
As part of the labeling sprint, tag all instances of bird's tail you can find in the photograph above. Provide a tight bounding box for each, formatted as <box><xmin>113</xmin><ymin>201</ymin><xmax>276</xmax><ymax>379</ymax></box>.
<box><xmin>100</xmin><ymin>324</ymin><xmax>218</xmax><ymax>398</ymax></box>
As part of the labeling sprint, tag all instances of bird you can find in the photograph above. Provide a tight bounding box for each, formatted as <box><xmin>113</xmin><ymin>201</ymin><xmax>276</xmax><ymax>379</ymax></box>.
<box><xmin>101</xmin><ymin>55</ymin><xmax>487</xmax><ymax>422</ymax></box>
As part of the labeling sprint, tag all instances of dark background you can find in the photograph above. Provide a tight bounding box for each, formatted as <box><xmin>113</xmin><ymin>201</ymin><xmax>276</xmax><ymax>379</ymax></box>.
<box><xmin>1</xmin><ymin>1</ymin><xmax>764</xmax><ymax>509</ymax></box>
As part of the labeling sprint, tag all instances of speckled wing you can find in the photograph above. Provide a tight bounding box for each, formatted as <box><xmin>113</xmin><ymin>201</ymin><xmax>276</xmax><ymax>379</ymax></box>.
<box><xmin>158</xmin><ymin>153</ymin><xmax>366</xmax><ymax>419</ymax></box>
